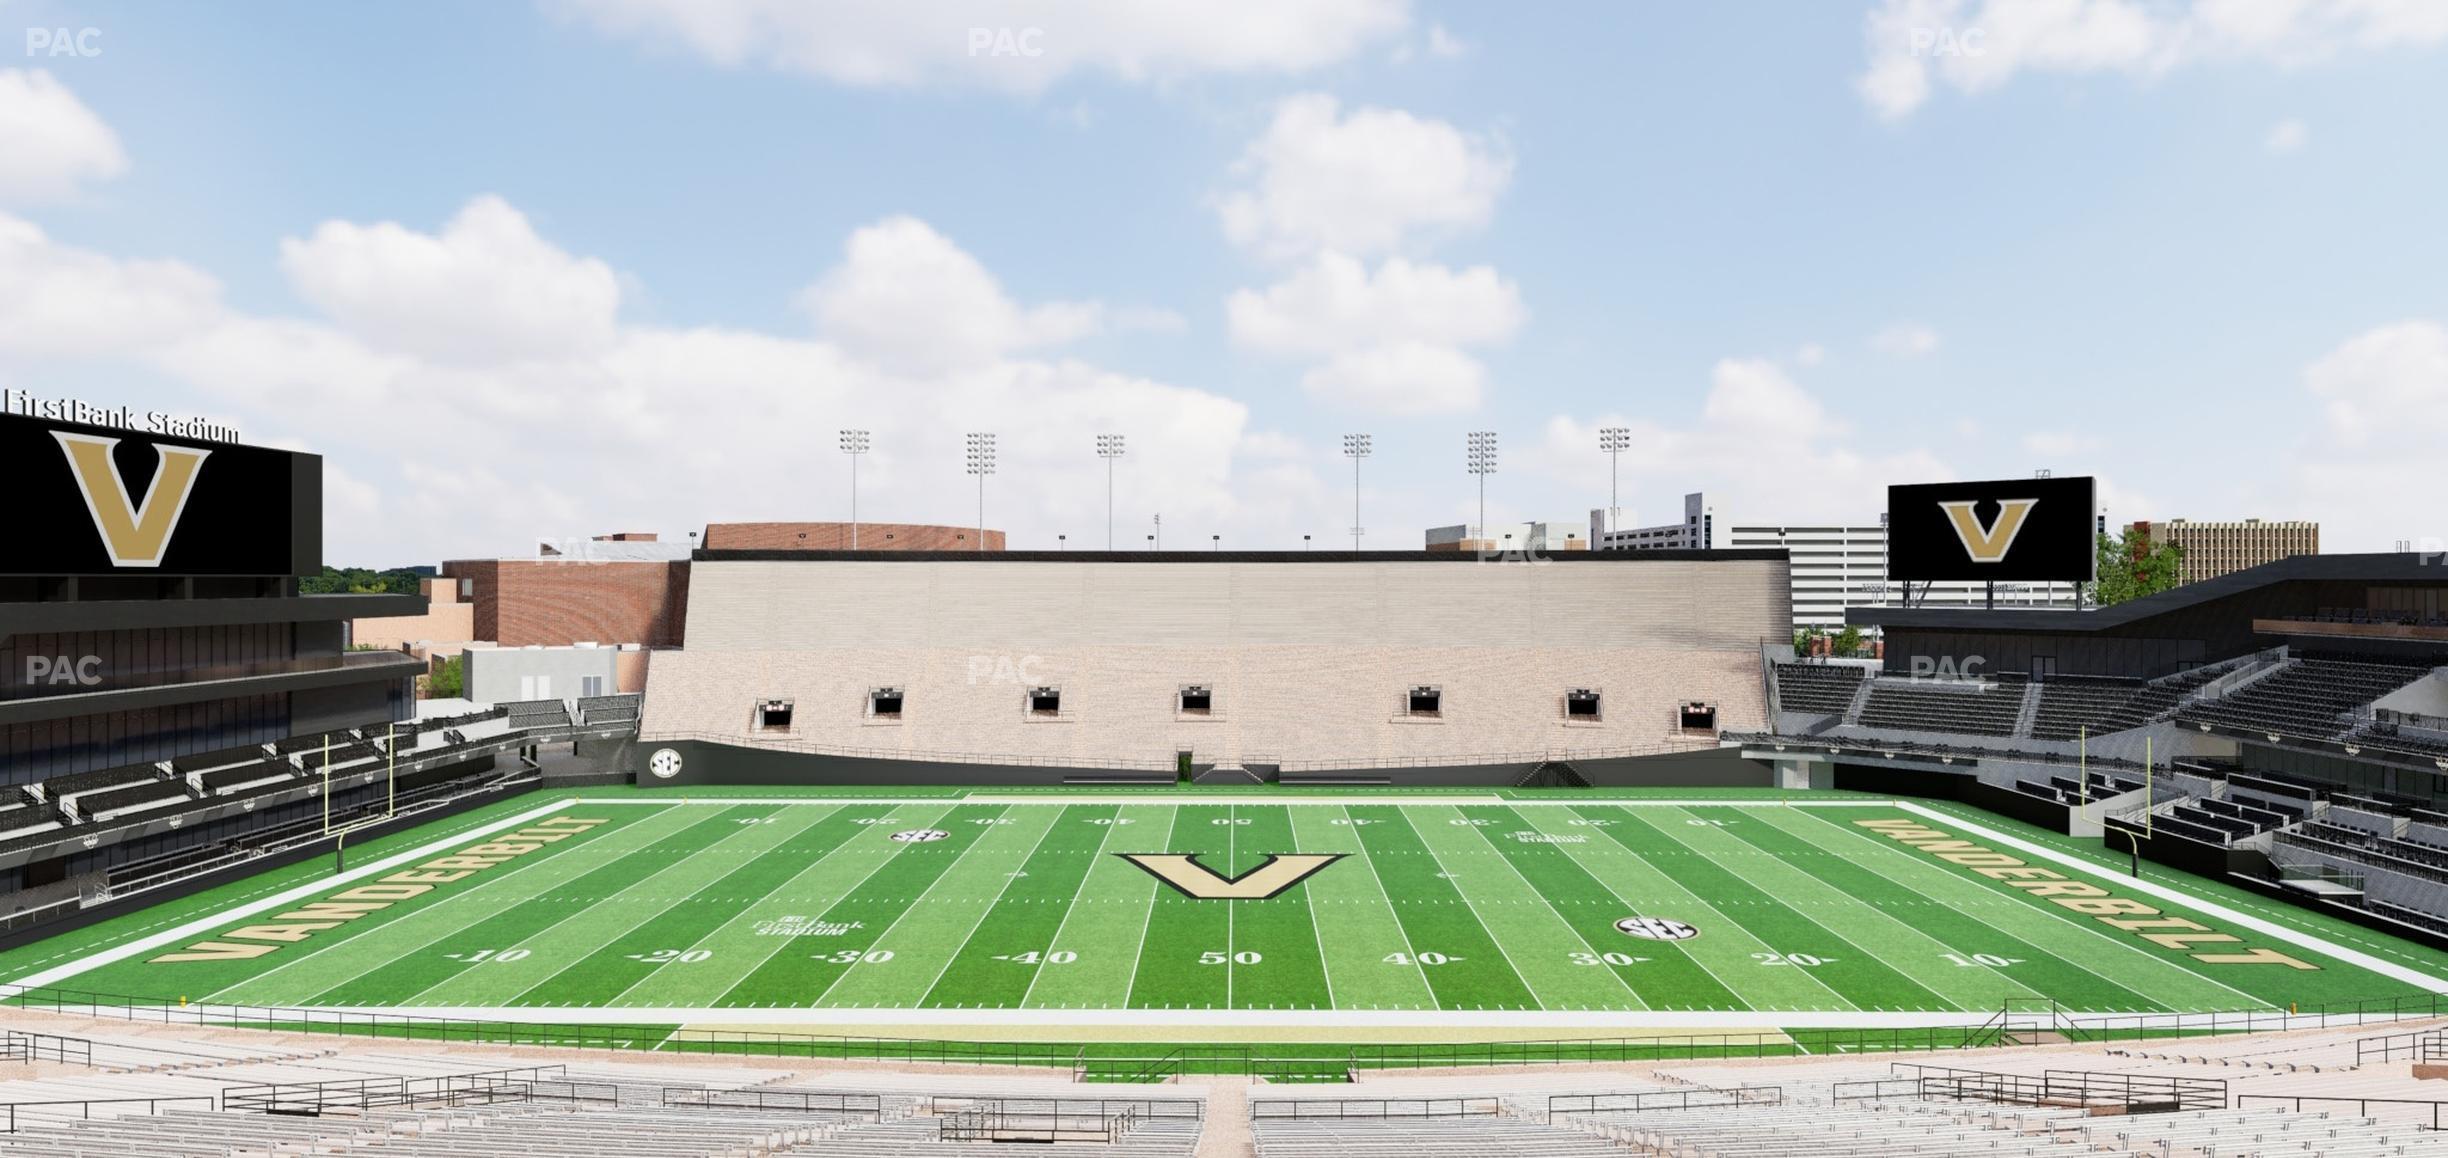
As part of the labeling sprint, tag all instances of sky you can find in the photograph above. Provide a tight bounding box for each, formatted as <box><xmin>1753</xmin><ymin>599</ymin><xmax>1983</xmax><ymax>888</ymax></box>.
<box><xmin>2</xmin><ymin>0</ymin><xmax>2445</xmax><ymax>568</ymax></box>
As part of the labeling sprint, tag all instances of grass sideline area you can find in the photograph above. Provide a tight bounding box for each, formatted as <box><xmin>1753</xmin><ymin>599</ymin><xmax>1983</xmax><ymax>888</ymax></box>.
<box><xmin>8</xmin><ymin>787</ymin><xmax>2444</xmax><ymax>1040</ymax></box>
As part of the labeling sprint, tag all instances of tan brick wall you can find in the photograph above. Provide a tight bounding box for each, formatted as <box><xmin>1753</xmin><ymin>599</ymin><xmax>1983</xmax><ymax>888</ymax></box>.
<box><xmin>703</xmin><ymin>522</ymin><xmax>1005</xmax><ymax>551</ymax></box>
<box><xmin>643</xmin><ymin>557</ymin><xmax>1785</xmax><ymax>766</ymax></box>
<box><xmin>440</xmin><ymin>559</ymin><xmax>690</xmax><ymax>648</ymax></box>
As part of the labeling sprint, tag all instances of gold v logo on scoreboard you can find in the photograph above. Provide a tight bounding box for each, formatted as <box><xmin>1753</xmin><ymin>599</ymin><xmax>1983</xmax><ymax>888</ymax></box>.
<box><xmin>53</xmin><ymin>431</ymin><xmax>211</xmax><ymax>568</ymax></box>
<box><xmin>1118</xmin><ymin>853</ymin><xmax>1343</xmax><ymax>900</ymax></box>
<box><xmin>1939</xmin><ymin>497</ymin><xmax>2038</xmax><ymax>564</ymax></box>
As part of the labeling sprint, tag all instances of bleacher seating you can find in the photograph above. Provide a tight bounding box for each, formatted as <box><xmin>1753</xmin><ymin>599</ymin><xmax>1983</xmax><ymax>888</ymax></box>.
<box><xmin>1857</xmin><ymin>680</ymin><xmax>2022</xmax><ymax>736</ymax></box>
<box><xmin>76</xmin><ymin>780</ymin><xmax>190</xmax><ymax>822</ymax></box>
<box><xmin>506</xmin><ymin>699</ymin><xmax>573</xmax><ymax>729</ymax></box>
<box><xmin>201</xmin><ymin>760</ymin><xmax>293</xmax><ymax>793</ymax></box>
<box><xmin>170</xmin><ymin>743</ymin><xmax>273</xmax><ymax>773</ymax></box>
<box><xmin>2180</xmin><ymin>656</ymin><xmax>2432</xmax><ymax>739</ymax></box>
<box><xmin>36</xmin><ymin>763</ymin><xmax>164</xmax><ymax>802</ymax></box>
<box><xmin>1774</xmin><ymin>663</ymin><xmax>1865</xmax><ymax>716</ymax></box>
<box><xmin>578</xmin><ymin>694</ymin><xmax>642</xmax><ymax>725</ymax></box>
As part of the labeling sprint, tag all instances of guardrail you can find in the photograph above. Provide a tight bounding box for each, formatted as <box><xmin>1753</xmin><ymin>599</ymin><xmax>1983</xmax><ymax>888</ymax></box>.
<box><xmin>1249</xmin><ymin>1097</ymin><xmax>1497</xmax><ymax>1120</ymax></box>
<box><xmin>1</xmin><ymin>1095</ymin><xmax>218</xmax><ymax>1133</ymax></box>
<box><xmin>2357</xmin><ymin>1027</ymin><xmax>2448</xmax><ymax>1065</ymax></box>
<box><xmin>1549</xmin><ymin>1087</ymin><xmax>1782</xmax><ymax>1117</ymax></box>
<box><xmin>1890</xmin><ymin>1061</ymin><xmax>2225</xmax><ymax>1113</ymax></box>
<box><xmin>219</xmin><ymin>1067</ymin><xmax>612</xmax><ymax>1115</ymax></box>
<box><xmin>2237</xmin><ymin>1093</ymin><xmax>2448</xmax><ymax>1129</ymax></box>
<box><xmin>0</xmin><ymin>1030</ymin><xmax>93</xmax><ymax>1066</ymax></box>
<box><xmin>660</xmin><ymin>1087</ymin><xmax>884</xmax><ymax>1119</ymax></box>
<box><xmin>636</xmin><ymin>730</ymin><xmax>1172</xmax><ymax>772</ymax></box>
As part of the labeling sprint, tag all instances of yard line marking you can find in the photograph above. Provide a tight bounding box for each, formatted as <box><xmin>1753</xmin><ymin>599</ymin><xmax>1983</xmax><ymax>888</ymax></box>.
<box><xmin>1443</xmin><ymin>805</ymin><xmax>1648</xmax><ymax>1012</ymax></box>
<box><xmin>806</xmin><ymin>805</ymin><xmax>1016</xmax><ymax>1008</ymax></box>
<box><xmin>6</xmin><ymin>797</ymin><xmax>583</xmax><ymax>991</ymax></box>
<box><xmin>1290</xmin><ymin>807</ymin><xmax>1340</xmax><ymax>1011</ymax></box>
<box><xmin>1381</xmin><ymin>807</ymin><xmax>1561</xmax><ymax>1010</ymax></box>
<box><xmin>1504</xmin><ymin>806</ymin><xmax>1753</xmax><ymax>1012</ymax></box>
<box><xmin>1118</xmin><ymin>806</ymin><xmax>1181</xmax><ymax>1011</ymax></box>
<box><xmin>1792</xmin><ymin>805</ymin><xmax>2284</xmax><ymax>1011</ymax></box>
<box><xmin>1649</xmin><ymin>805</ymin><xmax>2017</xmax><ymax>1011</ymax></box>
<box><xmin>1015</xmin><ymin>805</ymin><xmax>1130</xmax><ymax>1011</ymax></box>
<box><xmin>1569</xmin><ymin>804</ymin><xmax>1857</xmax><ymax>1012</ymax></box>
<box><xmin>639</xmin><ymin>803</ymin><xmax>957</xmax><ymax>1008</ymax></box>
<box><xmin>1891</xmin><ymin>801</ymin><xmax>2448</xmax><ymax>997</ymax></box>
<box><xmin>1740</xmin><ymin>806</ymin><xmax>2170</xmax><ymax>1008</ymax></box>
<box><xmin>1322</xmin><ymin>805</ymin><xmax>1437</xmax><ymax>1009</ymax></box>
<box><xmin>904</xmin><ymin>806</ymin><xmax>1066</xmax><ymax>1007</ymax></box>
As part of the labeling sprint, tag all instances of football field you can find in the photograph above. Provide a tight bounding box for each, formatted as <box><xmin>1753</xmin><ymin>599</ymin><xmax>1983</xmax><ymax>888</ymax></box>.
<box><xmin>23</xmin><ymin>793</ymin><xmax>2448</xmax><ymax>1029</ymax></box>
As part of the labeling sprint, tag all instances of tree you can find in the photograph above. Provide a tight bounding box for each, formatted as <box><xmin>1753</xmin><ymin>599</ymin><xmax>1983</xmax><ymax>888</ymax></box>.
<box><xmin>1793</xmin><ymin>628</ymin><xmax>1827</xmax><ymax>657</ymax></box>
<box><xmin>2089</xmin><ymin>530</ymin><xmax>2186</xmax><ymax>606</ymax></box>
<box><xmin>425</xmin><ymin>655</ymin><xmax>464</xmax><ymax>699</ymax></box>
<box><xmin>1831</xmin><ymin>625</ymin><xmax>1865</xmax><ymax>658</ymax></box>
<box><xmin>300</xmin><ymin>566</ymin><xmax>425</xmax><ymax>595</ymax></box>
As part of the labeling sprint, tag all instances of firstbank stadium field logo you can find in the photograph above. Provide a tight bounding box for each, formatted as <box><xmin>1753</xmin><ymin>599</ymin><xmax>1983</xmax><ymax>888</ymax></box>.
<box><xmin>1615</xmin><ymin>916</ymin><xmax>1699</xmax><ymax>941</ymax></box>
<box><xmin>53</xmin><ymin>432</ymin><xmax>212</xmax><ymax>568</ymax></box>
<box><xmin>891</xmin><ymin>828</ymin><xmax>950</xmax><ymax>843</ymax></box>
<box><xmin>1118</xmin><ymin>853</ymin><xmax>1343</xmax><ymax>900</ymax></box>
<box><xmin>1939</xmin><ymin>497</ymin><xmax>2038</xmax><ymax>564</ymax></box>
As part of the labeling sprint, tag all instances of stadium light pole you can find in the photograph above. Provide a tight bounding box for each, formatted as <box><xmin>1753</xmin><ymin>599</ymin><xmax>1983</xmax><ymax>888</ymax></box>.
<box><xmin>1342</xmin><ymin>433</ymin><xmax>1370</xmax><ymax>553</ymax></box>
<box><xmin>1598</xmin><ymin>426</ymin><xmax>1629</xmax><ymax>538</ymax></box>
<box><xmin>1466</xmin><ymin>431</ymin><xmax>1498</xmax><ymax>542</ymax></box>
<box><xmin>964</xmin><ymin>432</ymin><xmax>995</xmax><ymax>554</ymax></box>
<box><xmin>839</xmin><ymin>429</ymin><xmax>869</xmax><ymax>549</ymax></box>
<box><xmin>1096</xmin><ymin>434</ymin><xmax>1125</xmax><ymax>551</ymax></box>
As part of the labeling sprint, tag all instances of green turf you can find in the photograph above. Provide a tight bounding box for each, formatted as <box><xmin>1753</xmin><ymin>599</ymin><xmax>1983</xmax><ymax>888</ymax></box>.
<box><xmin>19</xmin><ymin>792</ymin><xmax>2448</xmax><ymax>1018</ymax></box>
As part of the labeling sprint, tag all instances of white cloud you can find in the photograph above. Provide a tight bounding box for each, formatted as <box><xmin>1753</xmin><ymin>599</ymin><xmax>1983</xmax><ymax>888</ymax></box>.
<box><xmin>1300</xmin><ymin>341</ymin><xmax>1487</xmax><ymax>415</ymax></box>
<box><xmin>1227</xmin><ymin>251</ymin><xmax>1523</xmax><ymax>414</ymax></box>
<box><xmin>1226</xmin><ymin>251</ymin><xmax>1523</xmax><ymax>356</ymax></box>
<box><xmin>0</xmin><ymin>214</ymin><xmax>223</xmax><ymax>356</ymax></box>
<box><xmin>0</xmin><ymin>197</ymin><xmax>1283</xmax><ymax>565</ymax></box>
<box><xmin>0</xmin><ymin>69</ymin><xmax>127</xmax><ymax>205</ymax></box>
<box><xmin>549</xmin><ymin>0</ymin><xmax>1409</xmax><ymax>93</ymax></box>
<box><xmin>800</xmin><ymin>215</ymin><xmax>1110</xmax><ymax>374</ymax></box>
<box><xmin>1216</xmin><ymin>93</ymin><xmax>1511</xmax><ymax>261</ymax></box>
<box><xmin>1858</xmin><ymin>0</ymin><xmax>2448</xmax><ymax>119</ymax></box>
<box><xmin>1535</xmin><ymin>360</ymin><xmax>1953</xmax><ymax>525</ymax></box>
<box><xmin>2264</xmin><ymin>116</ymin><xmax>2309</xmax><ymax>153</ymax></box>
<box><xmin>1871</xmin><ymin>321</ymin><xmax>1940</xmax><ymax>357</ymax></box>
<box><xmin>1794</xmin><ymin>342</ymin><xmax>1827</xmax><ymax>367</ymax></box>
<box><xmin>1427</xmin><ymin>24</ymin><xmax>1469</xmax><ymax>58</ymax></box>
<box><xmin>279</xmin><ymin>196</ymin><xmax>622</xmax><ymax>365</ymax></box>
<box><xmin>2289</xmin><ymin>319</ymin><xmax>2448</xmax><ymax>550</ymax></box>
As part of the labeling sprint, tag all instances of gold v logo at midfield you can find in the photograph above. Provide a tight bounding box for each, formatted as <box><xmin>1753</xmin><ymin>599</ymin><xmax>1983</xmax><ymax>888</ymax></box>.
<box><xmin>1117</xmin><ymin>853</ymin><xmax>1344</xmax><ymax>899</ymax></box>
<box><xmin>53</xmin><ymin>431</ymin><xmax>211</xmax><ymax>568</ymax></box>
<box><xmin>1939</xmin><ymin>497</ymin><xmax>2037</xmax><ymax>564</ymax></box>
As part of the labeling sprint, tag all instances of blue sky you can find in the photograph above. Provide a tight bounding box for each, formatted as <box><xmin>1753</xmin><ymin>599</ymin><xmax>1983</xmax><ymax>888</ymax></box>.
<box><xmin>3</xmin><ymin>0</ymin><xmax>2445</xmax><ymax>566</ymax></box>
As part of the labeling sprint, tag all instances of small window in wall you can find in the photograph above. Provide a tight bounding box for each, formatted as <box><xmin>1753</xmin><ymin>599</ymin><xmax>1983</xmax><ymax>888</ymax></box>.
<box><xmin>1407</xmin><ymin>685</ymin><xmax>1442</xmax><ymax>717</ymax></box>
<box><xmin>757</xmin><ymin>699</ymin><xmax>794</xmax><ymax>731</ymax></box>
<box><xmin>1179</xmin><ymin>684</ymin><xmax>1213</xmax><ymax>714</ymax></box>
<box><xmin>1679</xmin><ymin>701</ymin><xmax>1718</xmax><ymax>731</ymax></box>
<box><xmin>1566</xmin><ymin>688</ymin><xmax>1601</xmax><ymax>718</ymax></box>
<box><xmin>582</xmin><ymin>675</ymin><xmax>606</xmax><ymax>698</ymax></box>
<box><xmin>1029</xmin><ymin>686</ymin><xmax>1062</xmax><ymax>715</ymax></box>
<box><xmin>870</xmin><ymin>687</ymin><xmax>904</xmax><ymax>718</ymax></box>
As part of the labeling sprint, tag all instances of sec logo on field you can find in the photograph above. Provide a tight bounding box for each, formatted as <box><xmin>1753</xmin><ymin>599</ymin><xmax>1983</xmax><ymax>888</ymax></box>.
<box><xmin>891</xmin><ymin>829</ymin><xmax>950</xmax><ymax>843</ymax></box>
<box><xmin>1615</xmin><ymin>916</ymin><xmax>1699</xmax><ymax>941</ymax></box>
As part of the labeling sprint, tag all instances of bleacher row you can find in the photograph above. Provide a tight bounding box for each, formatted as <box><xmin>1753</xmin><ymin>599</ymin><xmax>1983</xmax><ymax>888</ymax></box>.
<box><xmin>1773</xmin><ymin>662</ymin><xmax>1865</xmax><ymax>715</ymax></box>
<box><xmin>1858</xmin><ymin>680</ymin><xmax>2024</xmax><ymax>736</ymax></box>
<box><xmin>2013</xmin><ymin>770</ymin><xmax>2143</xmax><ymax>808</ymax></box>
<box><xmin>2180</xmin><ymin>656</ymin><xmax>2433</xmax><ymax>740</ymax></box>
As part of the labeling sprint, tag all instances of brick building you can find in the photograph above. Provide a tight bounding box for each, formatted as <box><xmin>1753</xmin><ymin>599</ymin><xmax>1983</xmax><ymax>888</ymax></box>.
<box><xmin>2128</xmin><ymin>518</ymin><xmax>2320</xmax><ymax>586</ymax></box>
<box><xmin>702</xmin><ymin>522</ymin><xmax>1004</xmax><ymax>552</ymax></box>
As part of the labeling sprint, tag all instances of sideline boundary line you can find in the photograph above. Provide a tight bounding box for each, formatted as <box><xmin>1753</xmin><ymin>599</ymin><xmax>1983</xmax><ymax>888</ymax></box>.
<box><xmin>1893</xmin><ymin>801</ymin><xmax>2448</xmax><ymax>995</ymax></box>
<box><xmin>6</xmin><ymin>798</ymin><xmax>582</xmax><ymax>991</ymax></box>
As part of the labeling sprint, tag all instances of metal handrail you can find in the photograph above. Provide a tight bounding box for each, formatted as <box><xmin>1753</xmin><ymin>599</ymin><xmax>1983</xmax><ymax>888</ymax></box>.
<box><xmin>1</xmin><ymin>1096</ymin><xmax>217</xmax><ymax>1134</ymax></box>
